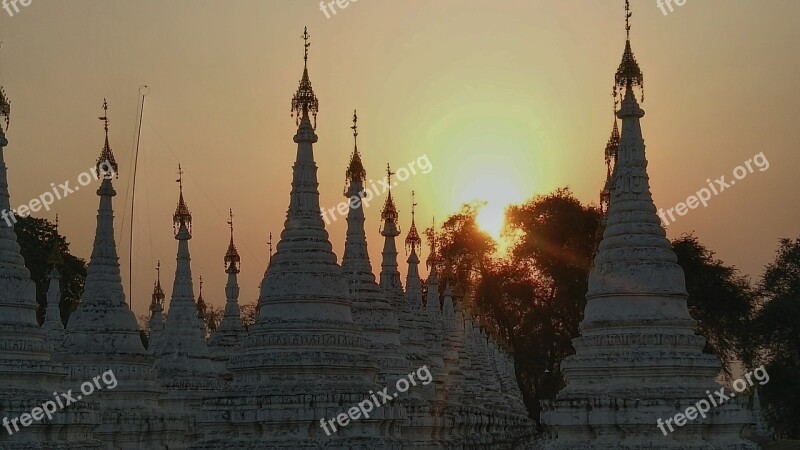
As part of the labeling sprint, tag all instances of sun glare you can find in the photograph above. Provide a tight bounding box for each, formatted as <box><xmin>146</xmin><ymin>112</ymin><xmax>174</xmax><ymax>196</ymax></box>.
<box><xmin>458</xmin><ymin>171</ymin><xmax>522</xmax><ymax>243</ymax></box>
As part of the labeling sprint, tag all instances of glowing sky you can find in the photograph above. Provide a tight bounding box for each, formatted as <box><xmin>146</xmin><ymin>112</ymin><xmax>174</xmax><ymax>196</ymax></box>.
<box><xmin>1</xmin><ymin>1</ymin><xmax>799</xmax><ymax>319</ymax></box>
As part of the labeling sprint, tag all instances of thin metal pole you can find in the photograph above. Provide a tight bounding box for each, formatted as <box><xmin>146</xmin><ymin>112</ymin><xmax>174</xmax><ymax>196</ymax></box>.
<box><xmin>130</xmin><ymin>85</ymin><xmax>149</xmax><ymax>310</ymax></box>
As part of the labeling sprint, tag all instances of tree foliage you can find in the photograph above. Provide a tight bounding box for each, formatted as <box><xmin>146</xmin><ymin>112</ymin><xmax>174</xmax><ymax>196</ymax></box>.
<box><xmin>14</xmin><ymin>216</ymin><xmax>87</xmax><ymax>325</ymax></box>
<box><xmin>672</xmin><ymin>234</ymin><xmax>754</xmax><ymax>376</ymax></box>
<box><xmin>433</xmin><ymin>188</ymin><xmax>758</xmax><ymax>426</ymax></box>
<box><xmin>751</xmin><ymin>237</ymin><xmax>800</xmax><ymax>438</ymax></box>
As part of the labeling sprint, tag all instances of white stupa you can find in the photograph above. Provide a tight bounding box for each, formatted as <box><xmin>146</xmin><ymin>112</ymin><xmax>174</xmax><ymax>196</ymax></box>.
<box><xmin>54</xmin><ymin>100</ymin><xmax>184</xmax><ymax>449</ymax></box>
<box><xmin>0</xmin><ymin>79</ymin><xmax>100</xmax><ymax>450</ymax></box>
<box><xmin>193</xmin><ymin>28</ymin><xmax>401</xmax><ymax>449</ymax></box>
<box><xmin>151</xmin><ymin>170</ymin><xmax>222</xmax><ymax>442</ymax></box>
<box><xmin>540</xmin><ymin>4</ymin><xmax>756</xmax><ymax>449</ymax></box>
<box><xmin>147</xmin><ymin>262</ymin><xmax>166</xmax><ymax>353</ymax></box>
<box><xmin>208</xmin><ymin>209</ymin><xmax>247</xmax><ymax>374</ymax></box>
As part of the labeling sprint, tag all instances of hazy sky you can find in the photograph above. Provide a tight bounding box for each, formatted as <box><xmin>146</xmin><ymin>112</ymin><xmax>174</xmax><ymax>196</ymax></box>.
<box><xmin>1</xmin><ymin>1</ymin><xmax>799</xmax><ymax>319</ymax></box>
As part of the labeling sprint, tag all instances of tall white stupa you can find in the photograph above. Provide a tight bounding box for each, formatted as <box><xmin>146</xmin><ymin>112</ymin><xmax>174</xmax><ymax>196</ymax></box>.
<box><xmin>540</xmin><ymin>3</ymin><xmax>756</xmax><ymax>449</ymax></box>
<box><xmin>150</xmin><ymin>170</ymin><xmax>222</xmax><ymax>444</ymax></box>
<box><xmin>54</xmin><ymin>100</ymin><xmax>184</xmax><ymax>449</ymax></box>
<box><xmin>193</xmin><ymin>28</ymin><xmax>401</xmax><ymax>449</ymax></box>
<box><xmin>208</xmin><ymin>209</ymin><xmax>247</xmax><ymax>374</ymax></box>
<box><xmin>0</xmin><ymin>70</ymin><xmax>99</xmax><ymax>450</ymax></box>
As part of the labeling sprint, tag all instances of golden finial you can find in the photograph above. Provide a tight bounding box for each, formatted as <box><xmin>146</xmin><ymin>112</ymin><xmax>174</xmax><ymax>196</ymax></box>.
<box><xmin>303</xmin><ymin>26</ymin><xmax>311</xmax><ymax>66</ymax></box>
<box><xmin>351</xmin><ymin>110</ymin><xmax>358</xmax><ymax>142</ymax></box>
<box><xmin>225</xmin><ymin>209</ymin><xmax>241</xmax><ymax>274</ymax></box>
<box><xmin>96</xmin><ymin>99</ymin><xmax>118</xmax><ymax>177</ymax></box>
<box><xmin>381</xmin><ymin>163</ymin><xmax>399</xmax><ymax>223</ymax></box>
<box><xmin>411</xmin><ymin>191</ymin><xmax>418</xmax><ymax>219</ymax></box>
<box><xmin>177</xmin><ymin>164</ymin><xmax>184</xmax><ymax>192</ymax></box>
<box><xmin>291</xmin><ymin>27</ymin><xmax>320</xmax><ymax>128</ymax></box>
<box><xmin>625</xmin><ymin>0</ymin><xmax>632</xmax><ymax>39</ymax></box>
<box><xmin>386</xmin><ymin>164</ymin><xmax>395</xmax><ymax>189</ymax></box>
<box><xmin>405</xmin><ymin>191</ymin><xmax>421</xmax><ymax>255</ymax></box>
<box><xmin>615</xmin><ymin>0</ymin><xmax>644</xmax><ymax>101</ymax></box>
<box><xmin>99</xmin><ymin>98</ymin><xmax>109</xmax><ymax>134</ymax></box>
<box><xmin>268</xmin><ymin>232</ymin><xmax>274</xmax><ymax>266</ymax></box>
<box><xmin>151</xmin><ymin>260</ymin><xmax>165</xmax><ymax>307</ymax></box>
<box><xmin>173</xmin><ymin>164</ymin><xmax>192</xmax><ymax>235</ymax></box>
<box><xmin>345</xmin><ymin>110</ymin><xmax>366</xmax><ymax>189</ymax></box>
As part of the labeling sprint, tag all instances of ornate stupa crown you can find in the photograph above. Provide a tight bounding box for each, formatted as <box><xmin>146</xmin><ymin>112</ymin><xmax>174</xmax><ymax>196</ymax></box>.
<box><xmin>225</xmin><ymin>209</ymin><xmax>241</xmax><ymax>274</ymax></box>
<box><xmin>173</xmin><ymin>165</ymin><xmax>192</xmax><ymax>236</ymax></box>
<box><xmin>97</xmin><ymin>99</ymin><xmax>119</xmax><ymax>178</ymax></box>
<box><xmin>405</xmin><ymin>191</ymin><xmax>421</xmax><ymax>255</ymax></box>
<box><xmin>345</xmin><ymin>110</ymin><xmax>366</xmax><ymax>190</ymax></box>
<box><xmin>151</xmin><ymin>261</ymin><xmax>165</xmax><ymax>307</ymax></box>
<box><xmin>381</xmin><ymin>163</ymin><xmax>399</xmax><ymax>223</ymax></box>
<box><xmin>291</xmin><ymin>27</ymin><xmax>319</xmax><ymax>129</ymax></box>
<box><xmin>614</xmin><ymin>1</ymin><xmax>644</xmax><ymax>101</ymax></box>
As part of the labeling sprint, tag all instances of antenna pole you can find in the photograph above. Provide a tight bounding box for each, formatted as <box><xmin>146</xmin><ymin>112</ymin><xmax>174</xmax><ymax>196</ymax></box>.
<box><xmin>129</xmin><ymin>85</ymin><xmax>149</xmax><ymax>310</ymax></box>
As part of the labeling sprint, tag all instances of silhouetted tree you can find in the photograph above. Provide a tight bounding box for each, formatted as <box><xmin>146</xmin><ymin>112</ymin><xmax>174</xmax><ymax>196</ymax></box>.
<box><xmin>14</xmin><ymin>216</ymin><xmax>87</xmax><ymax>325</ymax></box>
<box><xmin>433</xmin><ymin>188</ymin><xmax>758</xmax><ymax>427</ymax></box>
<box><xmin>752</xmin><ymin>237</ymin><xmax>800</xmax><ymax>438</ymax></box>
<box><xmin>672</xmin><ymin>234</ymin><xmax>755</xmax><ymax>376</ymax></box>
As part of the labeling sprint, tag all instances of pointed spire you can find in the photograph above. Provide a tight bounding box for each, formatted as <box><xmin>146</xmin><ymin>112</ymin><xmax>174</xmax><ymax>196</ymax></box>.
<box><xmin>600</xmin><ymin>118</ymin><xmax>620</xmax><ymax>216</ymax></box>
<box><xmin>342</xmin><ymin>111</ymin><xmax>375</xmax><ymax>278</ymax></box>
<box><xmin>0</xmin><ymin>45</ymin><xmax>10</xmax><ymax>134</ymax></box>
<box><xmin>151</xmin><ymin>260</ymin><xmax>165</xmax><ymax>308</ymax></box>
<box><xmin>97</xmin><ymin>99</ymin><xmax>118</xmax><ymax>178</ymax></box>
<box><xmin>381</xmin><ymin>164</ymin><xmax>398</xmax><ymax>224</ymax></box>
<box><xmin>225</xmin><ymin>209</ymin><xmax>241</xmax><ymax>274</ymax></box>
<box><xmin>615</xmin><ymin>0</ymin><xmax>644</xmax><ymax>103</ymax></box>
<box><xmin>173</xmin><ymin>164</ymin><xmax>192</xmax><ymax>237</ymax></box>
<box><xmin>267</xmin><ymin>232</ymin><xmax>273</xmax><ymax>267</ymax></box>
<box><xmin>404</xmin><ymin>194</ymin><xmax>422</xmax><ymax>307</ymax></box>
<box><xmin>380</xmin><ymin>164</ymin><xmax>403</xmax><ymax>294</ymax></box>
<box><xmin>345</xmin><ymin>110</ymin><xmax>366</xmax><ymax>192</ymax></box>
<box><xmin>291</xmin><ymin>27</ymin><xmax>319</xmax><ymax>129</ymax></box>
<box><xmin>405</xmin><ymin>191</ymin><xmax>421</xmax><ymax>256</ymax></box>
<box><xmin>210</xmin><ymin>210</ymin><xmax>245</xmax><ymax>355</ymax></box>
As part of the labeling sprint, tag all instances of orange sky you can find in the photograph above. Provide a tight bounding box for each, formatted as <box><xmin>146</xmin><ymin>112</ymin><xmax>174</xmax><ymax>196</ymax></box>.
<box><xmin>1</xmin><ymin>0</ymin><xmax>799</xmax><ymax>319</ymax></box>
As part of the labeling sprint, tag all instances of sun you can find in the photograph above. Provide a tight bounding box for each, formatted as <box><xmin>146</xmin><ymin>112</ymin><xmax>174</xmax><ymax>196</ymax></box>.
<box><xmin>476</xmin><ymin>200</ymin><xmax>507</xmax><ymax>239</ymax></box>
<box><xmin>458</xmin><ymin>172</ymin><xmax>523</xmax><ymax>241</ymax></box>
